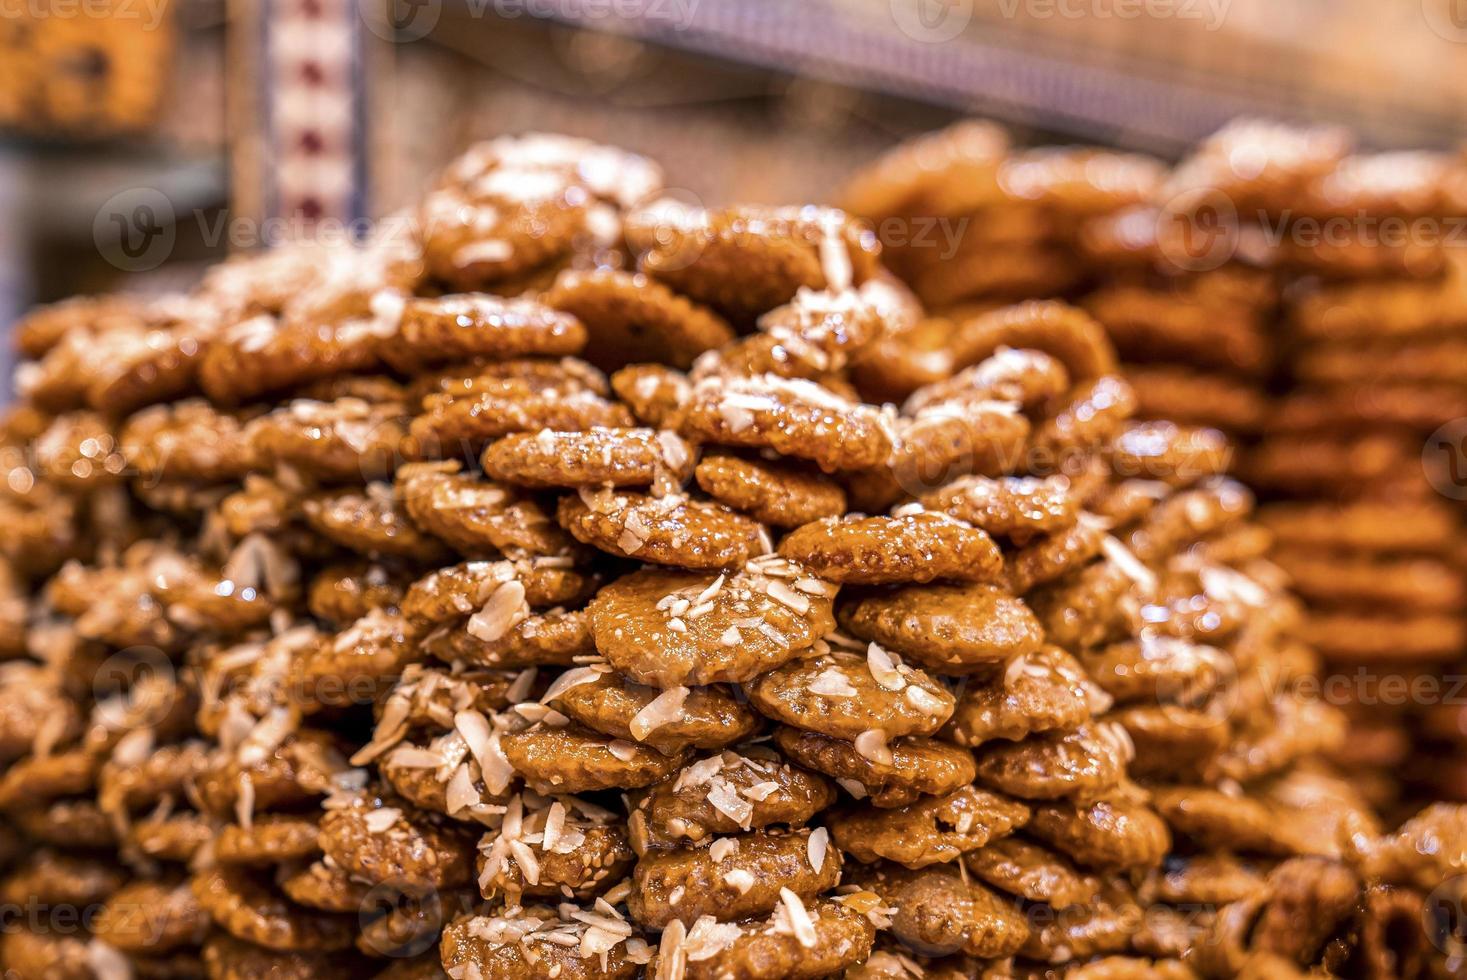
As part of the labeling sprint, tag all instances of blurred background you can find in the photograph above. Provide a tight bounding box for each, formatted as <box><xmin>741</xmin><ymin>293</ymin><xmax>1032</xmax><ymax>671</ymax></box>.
<box><xmin>2</xmin><ymin>0</ymin><xmax>1466</xmax><ymax>380</ymax></box>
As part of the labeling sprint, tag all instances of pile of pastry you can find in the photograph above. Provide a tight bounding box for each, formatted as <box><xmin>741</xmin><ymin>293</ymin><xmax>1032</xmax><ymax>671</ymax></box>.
<box><xmin>0</xmin><ymin>132</ymin><xmax>1463</xmax><ymax>979</ymax></box>
<box><xmin>846</xmin><ymin>119</ymin><xmax>1467</xmax><ymax>815</ymax></box>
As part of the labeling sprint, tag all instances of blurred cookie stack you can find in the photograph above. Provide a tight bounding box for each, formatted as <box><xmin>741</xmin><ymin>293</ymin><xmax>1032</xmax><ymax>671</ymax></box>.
<box><xmin>1</xmin><ymin>130</ymin><xmax>1466</xmax><ymax>979</ymax></box>
<box><xmin>843</xmin><ymin>120</ymin><xmax>1467</xmax><ymax>814</ymax></box>
<box><xmin>1242</xmin><ymin>141</ymin><xmax>1467</xmax><ymax>809</ymax></box>
<box><xmin>839</xmin><ymin>120</ymin><xmax>1278</xmax><ymax>445</ymax></box>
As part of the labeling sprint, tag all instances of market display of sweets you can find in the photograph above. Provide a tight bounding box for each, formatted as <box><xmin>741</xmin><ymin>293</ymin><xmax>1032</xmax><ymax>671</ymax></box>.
<box><xmin>1</xmin><ymin>132</ymin><xmax>1466</xmax><ymax>979</ymax></box>
<box><xmin>1216</xmin><ymin>135</ymin><xmax>1467</xmax><ymax>810</ymax></box>
<box><xmin>841</xmin><ymin>119</ymin><xmax>1467</xmax><ymax>813</ymax></box>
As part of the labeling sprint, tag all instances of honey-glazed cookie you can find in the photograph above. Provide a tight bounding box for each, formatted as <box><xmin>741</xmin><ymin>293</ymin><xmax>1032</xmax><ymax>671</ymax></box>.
<box><xmin>585</xmin><ymin>561</ymin><xmax>834</xmax><ymax>687</ymax></box>
<box><xmin>215</xmin><ymin>814</ymin><xmax>323</xmax><ymax>865</ymax></box>
<box><xmin>1080</xmin><ymin>637</ymin><xmax>1230</xmax><ymax>707</ymax></box>
<box><xmin>628</xmin><ymin>827</ymin><xmax>841</xmax><ymax>929</ymax></box>
<box><xmin>0</xmin><ymin>848</ymin><xmax>126</xmax><ymax>907</ymax></box>
<box><xmin>779</xmin><ymin>512</ymin><xmax>1002</xmax><ymax>585</ymax></box>
<box><xmin>1030</xmin><ymin>375</ymin><xmax>1137</xmax><ymax>464</ymax></box>
<box><xmin>549</xmin><ymin>671</ymin><xmax>761</xmax><ymax>755</ymax></box>
<box><xmin>1125</xmin><ymin>364</ymin><xmax>1268</xmax><ymax>434</ymax></box>
<box><xmin>10</xmin><ymin>799</ymin><xmax>118</xmax><ymax>848</ymax></box>
<box><xmin>380</xmin><ymin>294</ymin><xmax>586</xmax><ymax>375</ymax></box>
<box><xmin>544</xmin><ymin>268</ymin><xmax>736</xmax><ymax>370</ymax></box>
<box><xmin>422</xmin><ymin>607</ymin><xmax>593</xmax><ymax>670</ymax></box>
<box><xmin>1110</xmin><ymin>421</ymin><xmax>1231</xmax><ymax>488</ymax></box>
<box><xmin>202</xmin><ymin>931</ymin><xmax>366</xmax><ymax>980</ymax></box>
<box><xmin>919</xmin><ymin>474</ymin><xmax>1080</xmax><ymax>543</ymax></box>
<box><xmin>439</xmin><ymin>905</ymin><xmax>651</xmax><ymax>980</ymax></box>
<box><xmin>1165</xmin><ymin>117</ymin><xmax>1352</xmax><ymax>215</ymax></box>
<box><xmin>30</xmin><ymin>411</ymin><xmax>128</xmax><ymax>489</ymax></box>
<box><xmin>693</xmin><ymin>452</ymin><xmax>846</xmax><ymax>527</ymax></box>
<box><xmin>1126</xmin><ymin>479</ymin><xmax>1252</xmax><ymax>562</ymax></box>
<box><xmin>410</xmin><ymin>356</ymin><xmax>609</xmax><ymax>403</ymax></box>
<box><xmin>944</xmin><ymin>645</ymin><xmax>1110</xmax><ymax>746</ymax></box>
<box><xmin>483</xmin><ymin>427</ymin><xmax>693</xmax><ymax>488</ymax></box>
<box><xmin>402</xmin><ymin>558</ymin><xmax>598</xmax><ymax>628</ymax></box>
<box><xmin>1302</xmin><ymin>611</ymin><xmax>1465</xmax><ymax>664</ymax></box>
<box><xmin>839</xmin><ymin>582</ymin><xmax>1043</xmax><ymax>673</ymax></box>
<box><xmin>307</xmin><ymin>561</ymin><xmax>411</xmax><ymax>625</ymax></box>
<box><xmin>949</xmin><ymin>301</ymin><xmax>1117</xmax><ymax>381</ymax></box>
<box><xmin>847</xmin><ymin>862</ymin><xmax>1030</xmax><ymax>959</ymax></box>
<box><xmin>121</xmin><ymin>399</ymin><xmax>260</xmax><ymax>484</ymax></box>
<box><xmin>1026</xmin><ymin>796</ymin><xmax>1170</xmax><ymax>872</ymax></box>
<box><xmin>303</xmin><ymin>484</ymin><xmax>453</xmax><ymax>562</ymax></box>
<box><xmin>1002</xmin><ymin>515</ymin><xmax>1108</xmax><ymax>595</ymax></box>
<box><xmin>397</xmin><ymin>462</ymin><xmax>581</xmax><ymax>559</ymax></box>
<box><xmin>1117</xmin><ymin>703</ymin><xmax>1230</xmax><ymax>781</ymax></box>
<box><xmin>829</xmin><ymin>785</ymin><xmax>1030</xmax><ymax>868</ymax></box>
<box><xmin>680</xmin><ymin>373</ymin><xmax>893</xmax><ymax>473</ymax></box>
<box><xmin>93</xmin><ymin>879</ymin><xmax>211</xmax><ymax>953</ymax></box>
<box><xmin>0</xmin><ymin>929</ymin><xmax>95</xmax><ymax>980</ymax></box>
<box><xmin>904</xmin><ymin>347</ymin><xmax>1070</xmax><ymax>417</ymax></box>
<box><xmin>650</xmin><ymin>895</ymin><xmax>875</xmax><ymax>980</ymax></box>
<box><xmin>747</xmin><ymin>645</ymin><xmax>954</xmax><ymax>743</ymax></box>
<box><xmin>631</xmin><ymin>748</ymin><xmax>836</xmax><ymax>847</ymax></box>
<box><xmin>475</xmin><ymin>793</ymin><xmax>634</xmax><ymax>902</ymax></box>
<box><xmin>1257</xmin><ymin>500</ymin><xmax>1456</xmax><ymax>555</ymax></box>
<box><xmin>0</xmin><ymin>746</ymin><xmax>100</xmax><ymax>810</ymax></box>
<box><xmin>973</xmin><ymin>722</ymin><xmax>1131</xmax><ymax>801</ymax></box>
<box><xmin>291</xmin><ymin>610</ymin><xmax>422</xmax><ymax>714</ymax></box>
<box><xmin>963</xmin><ymin>834</ymin><xmax>1102</xmax><ymax>907</ymax></box>
<box><xmin>557</xmin><ymin>489</ymin><xmax>764</xmax><ymax>569</ymax></box>
<box><xmin>318</xmin><ymin>795</ymin><xmax>477</xmax><ymax>892</ymax></box>
<box><xmin>199</xmin><ymin>314</ymin><xmax>389</xmax><ymax>406</ymax></box>
<box><xmin>501</xmin><ymin>722</ymin><xmax>688</xmax><ymax>793</ymax></box>
<box><xmin>280</xmin><ymin>860</ymin><xmax>376</xmax><ymax>913</ymax></box>
<box><xmin>129</xmin><ymin>812</ymin><xmax>215</xmax><ymax>863</ymax></box>
<box><xmin>192</xmin><ymin>731</ymin><xmax>344</xmax><ymax>819</ymax></box>
<box><xmin>249</xmin><ymin>397</ymin><xmax>409</xmax><ymax>483</ymax></box>
<box><xmin>1270</xmin><ymin>549</ymin><xmax>1463</xmax><ymax>612</ymax></box>
<box><xmin>910</xmin><ymin>244</ymin><xmax>1081</xmax><ymax>309</ymax></box>
<box><xmin>754</xmin><ymin>284</ymin><xmax>892</xmax><ymax>372</ymax></box>
<box><xmin>409</xmin><ymin>378</ymin><xmax>634</xmax><ymax>457</ymax></box>
<box><xmin>191</xmin><ymin>866</ymin><xmax>356</xmax><ymax>952</ymax></box>
<box><xmin>631</xmin><ymin>203</ymin><xmax>879</xmax><ymax>324</ymax></box>
<box><xmin>609</xmin><ymin>363</ymin><xmax>691</xmax><ymax>428</ymax></box>
<box><xmin>773</xmin><ymin>726</ymin><xmax>975</xmax><ymax>808</ymax></box>
<box><xmin>889</xmin><ymin>399</ymin><xmax>1031</xmax><ymax>492</ymax></box>
<box><xmin>1148</xmin><ymin>852</ymin><xmax>1265</xmax><ymax>907</ymax></box>
<box><xmin>1083</xmin><ymin>286</ymin><xmax>1271</xmax><ymax>378</ymax></box>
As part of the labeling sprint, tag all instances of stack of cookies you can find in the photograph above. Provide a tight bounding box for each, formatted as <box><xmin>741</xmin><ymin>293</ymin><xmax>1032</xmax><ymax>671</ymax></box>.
<box><xmin>1204</xmin><ymin>134</ymin><xmax>1467</xmax><ymax>809</ymax></box>
<box><xmin>843</xmin><ymin>120</ymin><xmax>1467</xmax><ymax>813</ymax></box>
<box><xmin>0</xmin><ymin>132</ymin><xmax>1464</xmax><ymax>979</ymax></box>
<box><xmin>839</xmin><ymin>120</ymin><xmax>1277</xmax><ymax>444</ymax></box>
